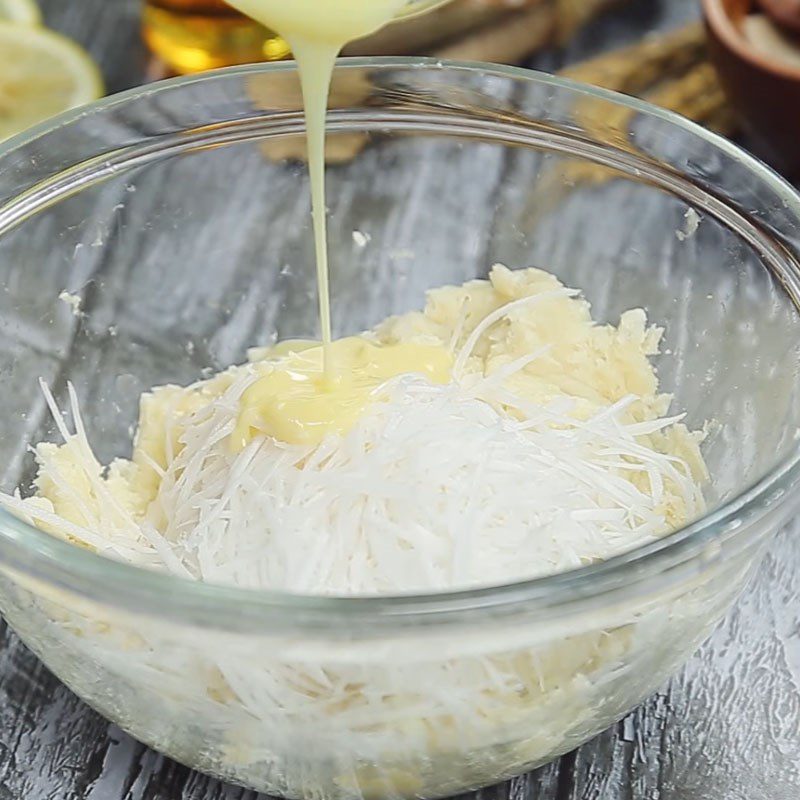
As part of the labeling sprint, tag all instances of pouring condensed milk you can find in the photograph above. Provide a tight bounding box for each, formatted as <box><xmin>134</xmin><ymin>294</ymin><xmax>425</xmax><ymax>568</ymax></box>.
<box><xmin>224</xmin><ymin>0</ymin><xmax>453</xmax><ymax>445</ymax></box>
<box><xmin>0</xmin><ymin>21</ymin><xmax>713</xmax><ymax>787</ymax></box>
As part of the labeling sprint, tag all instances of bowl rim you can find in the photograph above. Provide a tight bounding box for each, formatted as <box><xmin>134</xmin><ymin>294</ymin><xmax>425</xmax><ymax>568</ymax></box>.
<box><xmin>1</xmin><ymin>56</ymin><xmax>800</xmax><ymax>630</ymax></box>
<box><xmin>702</xmin><ymin>0</ymin><xmax>800</xmax><ymax>81</ymax></box>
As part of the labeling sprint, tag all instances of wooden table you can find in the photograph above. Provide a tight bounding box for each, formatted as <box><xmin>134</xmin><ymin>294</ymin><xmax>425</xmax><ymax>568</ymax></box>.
<box><xmin>1</xmin><ymin>1</ymin><xmax>798</xmax><ymax>798</ymax></box>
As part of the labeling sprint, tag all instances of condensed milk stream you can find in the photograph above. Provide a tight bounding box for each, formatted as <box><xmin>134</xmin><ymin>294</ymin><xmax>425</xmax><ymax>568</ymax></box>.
<box><xmin>223</xmin><ymin>0</ymin><xmax>453</xmax><ymax>445</ymax></box>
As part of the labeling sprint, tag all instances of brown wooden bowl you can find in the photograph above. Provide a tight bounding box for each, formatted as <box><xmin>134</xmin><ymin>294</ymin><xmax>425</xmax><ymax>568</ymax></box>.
<box><xmin>702</xmin><ymin>0</ymin><xmax>800</xmax><ymax>175</ymax></box>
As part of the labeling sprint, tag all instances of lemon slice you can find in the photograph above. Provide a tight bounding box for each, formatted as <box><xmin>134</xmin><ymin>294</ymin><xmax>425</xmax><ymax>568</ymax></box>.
<box><xmin>0</xmin><ymin>0</ymin><xmax>41</xmax><ymax>25</ymax></box>
<box><xmin>0</xmin><ymin>22</ymin><xmax>104</xmax><ymax>142</ymax></box>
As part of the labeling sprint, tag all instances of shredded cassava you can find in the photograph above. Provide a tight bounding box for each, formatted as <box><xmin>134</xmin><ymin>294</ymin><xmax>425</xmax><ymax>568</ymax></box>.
<box><xmin>0</xmin><ymin>265</ymin><xmax>707</xmax><ymax>594</ymax></box>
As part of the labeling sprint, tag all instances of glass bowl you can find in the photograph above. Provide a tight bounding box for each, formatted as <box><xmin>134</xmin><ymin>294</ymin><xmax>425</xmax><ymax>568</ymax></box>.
<box><xmin>0</xmin><ymin>59</ymin><xmax>799</xmax><ymax>798</ymax></box>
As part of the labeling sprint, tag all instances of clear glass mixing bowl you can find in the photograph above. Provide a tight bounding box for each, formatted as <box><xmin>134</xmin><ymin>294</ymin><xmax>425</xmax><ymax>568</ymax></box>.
<box><xmin>0</xmin><ymin>59</ymin><xmax>799</xmax><ymax>798</ymax></box>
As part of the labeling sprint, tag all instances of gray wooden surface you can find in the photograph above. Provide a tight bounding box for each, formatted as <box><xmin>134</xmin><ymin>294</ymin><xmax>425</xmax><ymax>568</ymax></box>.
<box><xmin>0</xmin><ymin>1</ymin><xmax>798</xmax><ymax>799</ymax></box>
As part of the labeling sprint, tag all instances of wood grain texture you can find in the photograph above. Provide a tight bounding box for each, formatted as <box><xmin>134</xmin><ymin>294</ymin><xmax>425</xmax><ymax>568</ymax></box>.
<box><xmin>0</xmin><ymin>1</ymin><xmax>796</xmax><ymax>799</ymax></box>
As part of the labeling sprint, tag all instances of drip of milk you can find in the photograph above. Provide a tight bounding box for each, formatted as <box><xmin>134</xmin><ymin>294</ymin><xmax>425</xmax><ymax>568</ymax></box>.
<box><xmin>223</xmin><ymin>0</ymin><xmax>453</xmax><ymax>441</ymax></box>
<box><xmin>226</xmin><ymin>0</ymin><xmax>413</xmax><ymax>377</ymax></box>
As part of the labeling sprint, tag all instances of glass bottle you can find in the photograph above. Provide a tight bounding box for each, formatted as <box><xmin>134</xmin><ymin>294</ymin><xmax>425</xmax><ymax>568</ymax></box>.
<box><xmin>142</xmin><ymin>0</ymin><xmax>290</xmax><ymax>75</ymax></box>
<box><xmin>142</xmin><ymin>0</ymin><xmax>450</xmax><ymax>75</ymax></box>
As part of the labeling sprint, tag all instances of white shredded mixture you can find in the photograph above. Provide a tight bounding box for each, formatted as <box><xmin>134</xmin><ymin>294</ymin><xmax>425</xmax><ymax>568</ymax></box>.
<box><xmin>0</xmin><ymin>265</ymin><xmax>716</xmax><ymax>796</ymax></box>
<box><xmin>58</xmin><ymin>290</ymin><xmax>82</xmax><ymax>316</ymax></box>
<box><xmin>351</xmin><ymin>229</ymin><xmax>370</xmax><ymax>248</ymax></box>
<box><xmin>676</xmin><ymin>208</ymin><xmax>701</xmax><ymax>242</ymax></box>
<box><xmin>2</xmin><ymin>265</ymin><xmax>707</xmax><ymax>595</ymax></box>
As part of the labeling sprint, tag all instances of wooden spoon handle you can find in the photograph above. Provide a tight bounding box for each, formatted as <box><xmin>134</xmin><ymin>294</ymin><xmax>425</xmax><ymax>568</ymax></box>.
<box><xmin>759</xmin><ymin>0</ymin><xmax>800</xmax><ymax>34</ymax></box>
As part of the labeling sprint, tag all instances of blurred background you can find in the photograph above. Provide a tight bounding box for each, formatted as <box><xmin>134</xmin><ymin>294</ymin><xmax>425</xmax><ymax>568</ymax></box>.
<box><xmin>2</xmin><ymin>0</ymin><xmax>800</xmax><ymax>177</ymax></box>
